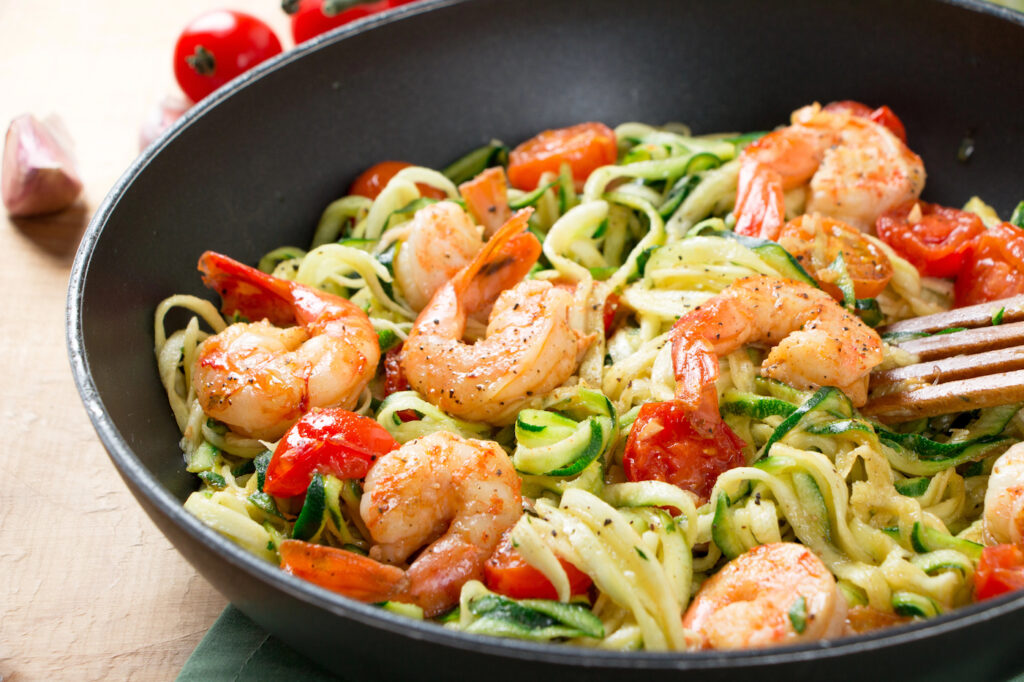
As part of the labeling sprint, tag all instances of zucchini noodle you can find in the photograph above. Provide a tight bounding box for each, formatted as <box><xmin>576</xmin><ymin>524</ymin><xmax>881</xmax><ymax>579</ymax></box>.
<box><xmin>155</xmin><ymin>116</ymin><xmax>1024</xmax><ymax>652</ymax></box>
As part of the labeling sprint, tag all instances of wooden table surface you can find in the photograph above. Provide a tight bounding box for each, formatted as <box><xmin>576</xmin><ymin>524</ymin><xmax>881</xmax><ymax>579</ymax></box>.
<box><xmin>0</xmin><ymin>2</ymin><xmax>291</xmax><ymax>679</ymax></box>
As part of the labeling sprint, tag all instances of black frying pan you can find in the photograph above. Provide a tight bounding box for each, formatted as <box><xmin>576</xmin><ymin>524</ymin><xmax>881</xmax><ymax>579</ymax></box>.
<box><xmin>67</xmin><ymin>0</ymin><xmax>1024</xmax><ymax>679</ymax></box>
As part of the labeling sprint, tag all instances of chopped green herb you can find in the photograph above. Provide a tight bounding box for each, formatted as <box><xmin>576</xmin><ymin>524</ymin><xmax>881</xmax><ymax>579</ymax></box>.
<box><xmin>992</xmin><ymin>307</ymin><xmax>1006</xmax><ymax>326</ymax></box>
<box><xmin>198</xmin><ymin>471</ymin><xmax>226</xmax><ymax>489</ymax></box>
<box><xmin>788</xmin><ymin>595</ymin><xmax>807</xmax><ymax>634</ymax></box>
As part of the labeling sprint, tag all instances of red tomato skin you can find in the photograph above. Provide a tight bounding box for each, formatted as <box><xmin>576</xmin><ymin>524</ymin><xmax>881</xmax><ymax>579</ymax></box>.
<box><xmin>955</xmin><ymin>222</ymin><xmax>1024</xmax><ymax>307</ymax></box>
<box><xmin>173</xmin><ymin>10</ymin><xmax>283</xmax><ymax>103</ymax></box>
<box><xmin>484</xmin><ymin>532</ymin><xmax>592</xmax><ymax>600</ymax></box>
<box><xmin>290</xmin><ymin>0</ymin><xmax>388</xmax><ymax>44</ymax></box>
<box><xmin>824</xmin><ymin>100</ymin><xmax>907</xmax><ymax>143</ymax></box>
<box><xmin>974</xmin><ymin>544</ymin><xmax>1024</xmax><ymax>601</ymax></box>
<box><xmin>876</xmin><ymin>200</ymin><xmax>986</xmax><ymax>278</ymax></box>
<box><xmin>507</xmin><ymin>122</ymin><xmax>618</xmax><ymax>191</ymax></box>
<box><xmin>264</xmin><ymin>408</ymin><xmax>399</xmax><ymax>497</ymax></box>
<box><xmin>349</xmin><ymin>160</ymin><xmax>447</xmax><ymax>200</ymax></box>
<box><xmin>623</xmin><ymin>401</ymin><xmax>746</xmax><ymax>504</ymax></box>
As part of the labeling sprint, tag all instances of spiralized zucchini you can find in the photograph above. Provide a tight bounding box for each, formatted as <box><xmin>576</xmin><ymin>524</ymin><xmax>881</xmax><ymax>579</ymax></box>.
<box><xmin>154</xmin><ymin>119</ymin><xmax>1023</xmax><ymax>651</ymax></box>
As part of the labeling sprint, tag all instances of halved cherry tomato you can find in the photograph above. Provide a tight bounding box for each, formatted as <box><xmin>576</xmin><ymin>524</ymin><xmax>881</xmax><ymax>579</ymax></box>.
<box><xmin>483</xmin><ymin>532</ymin><xmax>592</xmax><ymax>600</ymax></box>
<box><xmin>623</xmin><ymin>401</ymin><xmax>746</xmax><ymax>504</ymax></box>
<box><xmin>974</xmin><ymin>544</ymin><xmax>1024</xmax><ymax>601</ymax></box>
<box><xmin>173</xmin><ymin>10</ymin><xmax>283</xmax><ymax>103</ymax></box>
<box><xmin>286</xmin><ymin>0</ymin><xmax>422</xmax><ymax>45</ymax></box>
<box><xmin>348</xmin><ymin>160</ymin><xmax>448</xmax><ymax>200</ymax></box>
<box><xmin>824</xmin><ymin>100</ymin><xmax>907</xmax><ymax>143</ymax></box>
<box><xmin>264</xmin><ymin>408</ymin><xmax>399</xmax><ymax>497</ymax></box>
<box><xmin>955</xmin><ymin>222</ymin><xmax>1024</xmax><ymax>307</ymax></box>
<box><xmin>876</xmin><ymin>200</ymin><xmax>986</xmax><ymax>279</ymax></box>
<box><xmin>507</xmin><ymin>122</ymin><xmax>618</xmax><ymax>191</ymax></box>
<box><xmin>777</xmin><ymin>215</ymin><xmax>893</xmax><ymax>300</ymax></box>
<box><xmin>279</xmin><ymin>539</ymin><xmax>407</xmax><ymax>602</ymax></box>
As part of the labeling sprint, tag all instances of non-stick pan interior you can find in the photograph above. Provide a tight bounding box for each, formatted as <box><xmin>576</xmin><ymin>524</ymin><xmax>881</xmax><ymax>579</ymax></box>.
<box><xmin>69</xmin><ymin>0</ymin><xmax>1024</xmax><ymax>679</ymax></box>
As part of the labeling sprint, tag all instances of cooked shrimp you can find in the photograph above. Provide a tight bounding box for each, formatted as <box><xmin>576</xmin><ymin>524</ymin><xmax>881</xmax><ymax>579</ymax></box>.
<box><xmin>735</xmin><ymin>102</ymin><xmax>925</xmax><ymax>239</ymax></box>
<box><xmin>400</xmin><ymin>208</ymin><xmax>591</xmax><ymax>425</ymax></box>
<box><xmin>983</xmin><ymin>442</ymin><xmax>1024</xmax><ymax>546</ymax></box>
<box><xmin>682</xmin><ymin>542</ymin><xmax>847</xmax><ymax>649</ymax></box>
<box><xmin>192</xmin><ymin>251</ymin><xmax>378</xmax><ymax>441</ymax></box>
<box><xmin>672</xmin><ymin>275</ymin><xmax>883</xmax><ymax>415</ymax></box>
<box><xmin>359</xmin><ymin>430</ymin><xmax>523</xmax><ymax>616</ymax></box>
<box><xmin>392</xmin><ymin>200</ymin><xmax>484</xmax><ymax>312</ymax></box>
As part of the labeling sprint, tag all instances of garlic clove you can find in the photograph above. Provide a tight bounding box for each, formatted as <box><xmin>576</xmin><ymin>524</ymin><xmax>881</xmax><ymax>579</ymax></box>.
<box><xmin>2</xmin><ymin>113</ymin><xmax>84</xmax><ymax>218</ymax></box>
<box><xmin>139</xmin><ymin>94</ymin><xmax>192</xmax><ymax>152</ymax></box>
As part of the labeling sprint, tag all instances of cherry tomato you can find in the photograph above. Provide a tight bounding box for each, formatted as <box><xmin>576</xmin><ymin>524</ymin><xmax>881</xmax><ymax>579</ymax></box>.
<box><xmin>279</xmin><ymin>539</ymin><xmax>406</xmax><ymax>602</ymax></box>
<box><xmin>348</xmin><ymin>160</ymin><xmax>448</xmax><ymax>200</ymax></box>
<box><xmin>508</xmin><ymin>122</ymin><xmax>618</xmax><ymax>191</ymax></box>
<box><xmin>483</xmin><ymin>532</ymin><xmax>592</xmax><ymax>600</ymax></box>
<box><xmin>777</xmin><ymin>215</ymin><xmax>893</xmax><ymax>301</ymax></box>
<box><xmin>955</xmin><ymin>222</ymin><xmax>1024</xmax><ymax>307</ymax></box>
<box><xmin>824</xmin><ymin>100</ymin><xmax>907</xmax><ymax>143</ymax></box>
<box><xmin>876</xmin><ymin>200</ymin><xmax>986</xmax><ymax>279</ymax></box>
<box><xmin>602</xmin><ymin>292</ymin><xmax>621</xmax><ymax>336</ymax></box>
<box><xmin>287</xmin><ymin>0</ymin><xmax>424</xmax><ymax>45</ymax></box>
<box><xmin>974</xmin><ymin>544</ymin><xmax>1024</xmax><ymax>601</ymax></box>
<box><xmin>623</xmin><ymin>401</ymin><xmax>746</xmax><ymax>504</ymax></box>
<box><xmin>264</xmin><ymin>408</ymin><xmax>399</xmax><ymax>497</ymax></box>
<box><xmin>173</xmin><ymin>10</ymin><xmax>283</xmax><ymax>103</ymax></box>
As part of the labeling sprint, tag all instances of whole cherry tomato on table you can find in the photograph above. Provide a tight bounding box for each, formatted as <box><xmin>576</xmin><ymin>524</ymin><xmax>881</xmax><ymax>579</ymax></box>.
<box><xmin>285</xmin><ymin>0</ymin><xmax>424</xmax><ymax>45</ymax></box>
<box><xmin>875</xmin><ymin>200</ymin><xmax>986</xmax><ymax>279</ymax></box>
<box><xmin>263</xmin><ymin>408</ymin><xmax>400</xmax><ymax>497</ymax></box>
<box><xmin>954</xmin><ymin>221</ymin><xmax>1024</xmax><ymax>307</ymax></box>
<box><xmin>173</xmin><ymin>10</ymin><xmax>283</xmax><ymax>103</ymax></box>
<box><xmin>623</xmin><ymin>401</ymin><xmax>746</xmax><ymax>505</ymax></box>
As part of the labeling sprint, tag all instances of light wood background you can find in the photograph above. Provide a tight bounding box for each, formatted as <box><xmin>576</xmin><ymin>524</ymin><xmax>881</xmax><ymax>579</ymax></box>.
<box><xmin>0</xmin><ymin>2</ymin><xmax>291</xmax><ymax>679</ymax></box>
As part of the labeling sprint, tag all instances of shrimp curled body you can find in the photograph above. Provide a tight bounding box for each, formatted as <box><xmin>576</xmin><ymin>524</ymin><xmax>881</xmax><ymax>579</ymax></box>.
<box><xmin>192</xmin><ymin>251</ymin><xmax>379</xmax><ymax>441</ymax></box>
<box><xmin>360</xmin><ymin>430</ymin><xmax>523</xmax><ymax>616</ymax></box>
<box><xmin>393</xmin><ymin>201</ymin><xmax>484</xmax><ymax>312</ymax></box>
<box><xmin>984</xmin><ymin>442</ymin><xmax>1024</xmax><ymax>547</ymax></box>
<box><xmin>672</xmin><ymin>275</ymin><xmax>883</xmax><ymax>414</ymax></box>
<box><xmin>682</xmin><ymin>542</ymin><xmax>848</xmax><ymax>649</ymax></box>
<box><xmin>401</xmin><ymin>209</ymin><xmax>590</xmax><ymax>425</ymax></box>
<box><xmin>735</xmin><ymin>103</ymin><xmax>925</xmax><ymax>239</ymax></box>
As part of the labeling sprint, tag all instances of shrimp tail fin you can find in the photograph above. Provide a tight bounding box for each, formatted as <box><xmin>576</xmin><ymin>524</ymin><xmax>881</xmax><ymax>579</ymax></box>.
<box><xmin>279</xmin><ymin>539</ymin><xmax>409</xmax><ymax>604</ymax></box>
<box><xmin>198</xmin><ymin>251</ymin><xmax>298</xmax><ymax>326</ymax></box>
<box><xmin>671</xmin><ymin>333</ymin><xmax>721</xmax><ymax>415</ymax></box>
<box><xmin>733</xmin><ymin>162</ymin><xmax>785</xmax><ymax>240</ymax></box>
<box><xmin>453</xmin><ymin>207</ymin><xmax>541</xmax><ymax>315</ymax></box>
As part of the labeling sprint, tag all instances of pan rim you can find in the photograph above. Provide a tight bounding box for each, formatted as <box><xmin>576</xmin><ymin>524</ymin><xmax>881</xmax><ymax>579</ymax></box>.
<box><xmin>65</xmin><ymin>0</ymin><xmax>1024</xmax><ymax>670</ymax></box>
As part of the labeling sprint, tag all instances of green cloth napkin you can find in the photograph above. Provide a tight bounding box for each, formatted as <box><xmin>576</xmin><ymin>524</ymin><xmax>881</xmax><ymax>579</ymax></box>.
<box><xmin>177</xmin><ymin>605</ymin><xmax>344</xmax><ymax>681</ymax></box>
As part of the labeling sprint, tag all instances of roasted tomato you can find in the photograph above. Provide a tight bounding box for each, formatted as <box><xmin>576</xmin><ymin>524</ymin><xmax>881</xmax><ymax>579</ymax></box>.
<box><xmin>954</xmin><ymin>221</ymin><xmax>1024</xmax><ymax>307</ymax></box>
<box><xmin>623</xmin><ymin>401</ymin><xmax>746</xmax><ymax>504</ymax></box>
<box><xmin>264</xmin><ymin>408</ymin><xmax>399</xmax><ymax>497</ymax></box>
<box><xmin>507</xmin><ymin>122</ymin><xmax>618</xmax><ymax>191</ymax></box>
<box><xmin>348</xmin><ymin>160</ymin><xmax>447</xmax><ymax>200</ymax></box>
<box><xmin>777</xmin><ymin>215</ymin><xmax>893</xmax><ymax>300</ymax></box>
<box><xmin>173</xmin><ymin>10</ymin><xmax>283</xmax><ymax>103</ymax></box>
<box><xmin>484</xmin><ymin>531</ymin><xmax>592</xmax><ymax>600</ymax></box>
<box><xmin>974</xmin><ymin>544</ymin><xmax>1024</xmax><ymax>601</ymax></box>
<box><xmin>876</xmin><ymin>200</ymin><xmax>986</xmax><ymax>278</ymax></box>
<box><xmin>824</xmin><ymin>100</ymin><xmax>907</xmax><ymax>143</ymax></box>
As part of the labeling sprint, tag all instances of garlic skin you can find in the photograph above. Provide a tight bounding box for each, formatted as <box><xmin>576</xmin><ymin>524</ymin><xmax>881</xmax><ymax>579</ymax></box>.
<box><xmin>139</xmin><ymin>94</ymin><xmax>192</xmax><ymax>152</ymax></box>
<box><xmin>2</xmin><ymin>114</ymin><xmax>83</xmax><ymax>217</ymax></box>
